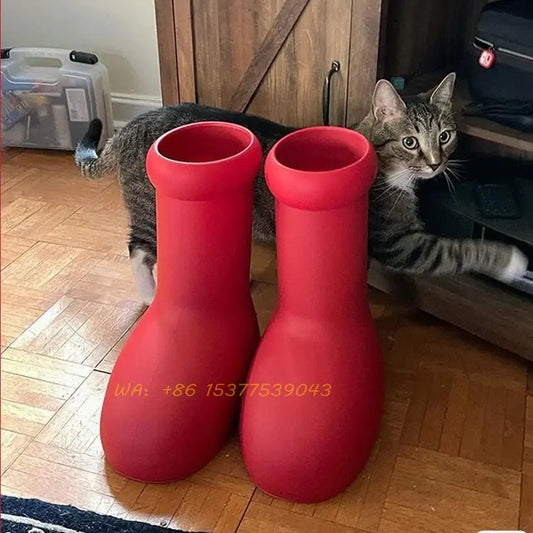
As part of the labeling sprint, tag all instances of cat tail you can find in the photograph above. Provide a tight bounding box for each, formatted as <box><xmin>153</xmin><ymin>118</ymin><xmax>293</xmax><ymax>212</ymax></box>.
<box><xmin>75</xmin><ymin>119</ymin><xmax>118</xmax><ymax>179</ymax></box>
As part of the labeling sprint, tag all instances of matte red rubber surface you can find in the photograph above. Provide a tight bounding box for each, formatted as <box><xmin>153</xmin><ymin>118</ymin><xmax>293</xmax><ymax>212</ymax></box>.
<box><xmin>100</xmin><ymin>122</ymin><xmax>261</xmax><ymax>482</ymax></box>
<box><xmin>240</xmin><ymin>127</ymin><xmax>384</xmax><ymax>503</ymax></box>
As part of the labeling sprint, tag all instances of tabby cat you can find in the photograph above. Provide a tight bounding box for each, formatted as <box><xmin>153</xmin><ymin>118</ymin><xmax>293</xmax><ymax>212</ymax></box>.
<box><xmin>76</xmin><ymin>73</ymin><xmax>528</xmax><ymax>305</ymax></box>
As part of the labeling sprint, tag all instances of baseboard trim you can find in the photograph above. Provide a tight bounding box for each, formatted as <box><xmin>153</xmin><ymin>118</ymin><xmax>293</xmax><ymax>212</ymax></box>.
<box><xmin>111</xmin><ymin>93</ymin><xmax>162</xmax><ymax>129</ymax></box>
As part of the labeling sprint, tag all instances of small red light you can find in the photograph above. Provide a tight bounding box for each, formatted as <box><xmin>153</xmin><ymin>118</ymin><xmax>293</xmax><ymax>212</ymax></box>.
<box><xmin>479</xmin><ymin>49</ymin><xmax>496</xmax><ymax>69</ymax></box>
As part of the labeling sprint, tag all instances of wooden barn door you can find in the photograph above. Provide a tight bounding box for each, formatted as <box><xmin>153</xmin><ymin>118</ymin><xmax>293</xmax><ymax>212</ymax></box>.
<box><xmin>155</xmin><ymin>0</ymin><xmax>385</xmax><ymax>127</ymax></box>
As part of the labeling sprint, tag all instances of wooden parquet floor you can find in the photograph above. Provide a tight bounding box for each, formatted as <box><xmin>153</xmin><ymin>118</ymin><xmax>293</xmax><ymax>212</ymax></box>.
<box><xmin>1</xmin><ymin>148</ymin><xmax>532</xmax><ymax>533</ymax></box>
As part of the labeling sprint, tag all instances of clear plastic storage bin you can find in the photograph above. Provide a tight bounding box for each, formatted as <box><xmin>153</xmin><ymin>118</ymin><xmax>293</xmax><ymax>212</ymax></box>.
<box><xmin>1</xmin><ymin>47</ymin><xmax>113</xmax><ymax>150</ymax></box>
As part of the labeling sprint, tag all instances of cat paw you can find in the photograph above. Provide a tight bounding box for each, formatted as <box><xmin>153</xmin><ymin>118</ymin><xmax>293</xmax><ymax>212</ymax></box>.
<box><xmin>497</xmin><ymin>247</ymin><xmax>529</xmax><ymax>282</ymax></box>
<box><xmin>141</xmin><ymin>293</ymin><xmax>155</xmax><ymax>307</ymax></box>
<box><xmin>139</xmin><ymin>282</ymin><xmax>155</xmax><ymax>306</ymax></box>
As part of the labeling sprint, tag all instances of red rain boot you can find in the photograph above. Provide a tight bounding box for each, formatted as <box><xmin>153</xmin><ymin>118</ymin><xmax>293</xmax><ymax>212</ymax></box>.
<box><xmin>101</xmin><ymin>122</ymin><xmax>261</xmax><ymax>482</ymax></box>
<box><xmin>240</xmin><ymin>126</ymin><xmax>383</xmax><ymax>503</ymax></box>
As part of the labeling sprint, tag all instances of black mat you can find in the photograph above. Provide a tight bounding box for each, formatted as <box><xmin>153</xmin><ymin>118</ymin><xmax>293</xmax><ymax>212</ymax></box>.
<box><xmin>1</xmin><ymin>495</ymin><xmax>198</xmax><ymax>532</ymax></box>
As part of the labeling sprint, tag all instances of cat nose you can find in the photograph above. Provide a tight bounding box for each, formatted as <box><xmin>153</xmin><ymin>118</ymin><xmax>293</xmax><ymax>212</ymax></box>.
<box><xmin>428</xmin><ymin>163</ymin><xmax>441</xmax><ymax>171</ymax></box>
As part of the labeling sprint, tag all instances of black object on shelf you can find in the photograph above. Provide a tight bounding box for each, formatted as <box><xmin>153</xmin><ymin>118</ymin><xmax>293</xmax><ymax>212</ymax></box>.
<box><xmin>464</xmin><ymin>0</ymin><xmax>533</xmax><ymax>133</ymax></box>
<box><xmin>466</xmin><ymin>0</ymin><xmax>533</xmax><ymax>105</ymax></box>
<box><xmin>463</xmin><ymin>100</ymin><xmax>533</xmax><ymax>132</ymax></box>
<box><xmin>475</xmin><ymin>182</ymin><xmax>522</xmax><ymax>219</ymax></box>
<box><xmin>420</xmin><ymin>157</ymin><xmax>533</xmax><ymax>246</ymax></box>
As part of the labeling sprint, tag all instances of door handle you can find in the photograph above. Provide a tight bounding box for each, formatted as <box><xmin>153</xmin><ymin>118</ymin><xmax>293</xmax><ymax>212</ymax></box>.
<box><xmin>322</xmin><ymin>60</ymin><xmax>340</xmax><ymax>126</ymax></box>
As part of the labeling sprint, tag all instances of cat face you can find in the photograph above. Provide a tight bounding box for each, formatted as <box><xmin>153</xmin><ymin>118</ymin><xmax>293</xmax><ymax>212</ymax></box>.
<box><xmin>370</xmin><ymin>73</ymin><xmax>458</xmax><ymax>190</ymax></box>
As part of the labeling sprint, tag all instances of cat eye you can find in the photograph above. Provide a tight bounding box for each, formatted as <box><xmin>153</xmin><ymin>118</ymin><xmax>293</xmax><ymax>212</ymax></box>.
<box><xmin>439</xmin><ymin>130</ymin><xmax>452</xmax><ymax>144</ymax></box>
<box><xmin>402</xmin><ymin>136</ymin><xmax>419</xmax><ymax>150</ymax></box>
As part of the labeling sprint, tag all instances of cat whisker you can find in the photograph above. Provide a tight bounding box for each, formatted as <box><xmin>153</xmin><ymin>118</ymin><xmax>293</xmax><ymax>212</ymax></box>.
<box><xmin>446</xmin><ymin>169</ymin><xmax>465</xmax><ymax>179</ymax></box>
<box><xmin>372</xmin><ymin>185</ymin><xmax>397</xmax><ymax>202</ymax></box>
<box><xmin>386</xmin><ymin>169</ymin><xmax>412</xmax><ymax>182</ymax></box>
<box><xmin>447</xmin><ymin>166</ymin><xmax>464</xmax><ymax>181</ymax></box>
<box><xmin>372</xmin><ymin>169</ymin><xmax>412</xmax><ymax>201</ymax></box>
<box><xmin>443</xmin><ymin>170</ymin><xmax>457</xmax><ymax>201</ymax></box>
<box><xmin>384</xmin><ymin>173</ymin><xmax>416</xmax><ymax>218</ymax></box>
<box><xmin>373</xmin><ymin>183</ymin><xmax>408</xmax><ymax>202</ymax></box>
<box><xmin>447</xmin><ymin>162</ymin><xmax>466</xmax><ymax>171</ymax></box>
<box><xmin>372</xmin><ymin>181</ymin><xmax>394</xmax><ymax>190</ymax></box>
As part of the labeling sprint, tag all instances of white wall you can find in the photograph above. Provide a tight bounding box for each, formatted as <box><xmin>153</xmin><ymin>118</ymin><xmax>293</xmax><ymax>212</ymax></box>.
<box><xmin>2</xmin><ymin>0</ymin><xmax>163</xmax><ymax>125</ymax></box>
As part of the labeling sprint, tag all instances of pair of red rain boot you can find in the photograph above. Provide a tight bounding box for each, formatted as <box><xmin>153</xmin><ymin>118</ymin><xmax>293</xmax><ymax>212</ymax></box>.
<box><xmin>100</xmin><ymin>121</ymin><xmax>384</xmax><ymax>504</ymax></box>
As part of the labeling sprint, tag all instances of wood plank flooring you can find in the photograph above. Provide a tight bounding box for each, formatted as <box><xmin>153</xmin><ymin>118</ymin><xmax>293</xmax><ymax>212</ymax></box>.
<box><xmin>1</xmin><ymin>148</ymin><xmax>532</xmax><ymax>532</ymax></box>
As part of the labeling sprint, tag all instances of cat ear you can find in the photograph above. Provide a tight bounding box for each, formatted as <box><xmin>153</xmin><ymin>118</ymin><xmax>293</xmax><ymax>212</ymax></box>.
<box><xmin>373</xmin><ymin>80</ymin><xmax>406</xmax><ymax>121</ymax></box>
<box><xmin>429</xmin><ymin>72</ymin><xmax>456</xmax><ymax>107</ymax></box>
